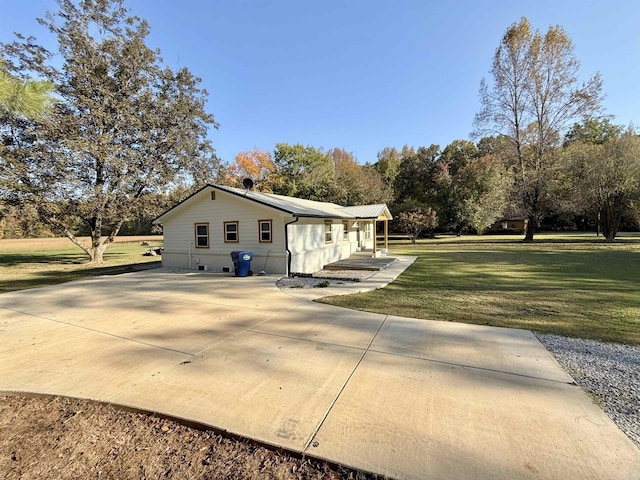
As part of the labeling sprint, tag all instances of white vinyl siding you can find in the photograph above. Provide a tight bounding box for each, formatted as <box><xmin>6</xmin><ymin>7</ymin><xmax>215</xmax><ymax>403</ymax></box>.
<box><xmin>160</xmin><ymin>188</ymin><xmax>287</xmax><ymax>273</ymax></box>
<box><xmin>159</xmin><ymin>186</ymin><xmax>363</xmax><ymax>274</ymax></box>
<box><xmin>287</xmin><ymin>218</ymin><xmax>354</xmax><ymax>274</ymax></box>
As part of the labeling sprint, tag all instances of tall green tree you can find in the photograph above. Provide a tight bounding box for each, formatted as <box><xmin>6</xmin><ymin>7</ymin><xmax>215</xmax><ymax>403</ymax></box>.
<box><xmin>374</xmin><ymin>147</ymin><xmax>401</xmax><ymax>186</ymax></box>
<box><xmin>0</xmin><ymin>60</ymin><xmax>55</xmax><ymax>238</ymax></box>
<box><xmin>430</xmin><ymin>161</ymin><xmax>466</xmax><ymax>231</ymax></box>
<box><xmin>564</xmin><ymin>126</ymin><xmax>640</xmax><ymax>241</ymax></box>
<box><xmin>433</xmin><ymin>140</ymin><xmax>484</xmax><ymax>232</ymax></box>
<box><xmin>271</xmin><ymin>143</ymin><xmax>333</xmax><ymax>200</ymax></box>
<box><xmin>0</xmin><ymin>0</ymin><xmax>219</xmax><ymax>263</ymax></box>
<box><xmin>439</xmin><ymin>139</ymin><xmax>479</xmax><ymax>176</ymax></box>
<box><xmin>457</xmin><ymin>154</ymin><xmax>512</xmax><ymax>234</ymax></box>
<box><xmin>564</xmin><ymin>119</ymin><xmax>624</xmax><ymax>146</ymax></box>
<box><xmin>475</xmin><ymin>17</ymin><xmax>602</xmax><ymax>241</ymax></box>
<box><xmin>476</xmin><ymin>135</ymin><xmax>510</xmax><ymax>157</ymax></box>
<box><xmin>393</xmin><ymin>144</ymin><xmax>439</xmax><ymax>207</ymax></box>
<box><xmin>326</xmin><ymin>148</ymin><xmax>393</xmax><ymax>205</ymax></box>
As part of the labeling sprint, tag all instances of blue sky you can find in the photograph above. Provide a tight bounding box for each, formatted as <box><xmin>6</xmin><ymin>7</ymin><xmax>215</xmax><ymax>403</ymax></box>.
<box><xmin>1</xmin><ymin>0</ymin><xmax>638</xmax><ymax>164</ymax></box>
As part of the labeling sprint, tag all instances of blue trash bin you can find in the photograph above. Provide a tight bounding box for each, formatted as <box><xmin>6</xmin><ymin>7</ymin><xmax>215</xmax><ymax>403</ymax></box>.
<box><xmin>231</xmin><ymin>251</ymin><xmax>253</xmax><ymax>277</ymax></box>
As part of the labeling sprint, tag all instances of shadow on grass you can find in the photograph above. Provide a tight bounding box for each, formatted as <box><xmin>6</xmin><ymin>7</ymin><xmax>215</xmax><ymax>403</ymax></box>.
<box><xmin>0</xmin><ymin>252</ymin><xmax>88</xmax><ymax>266</ymax></box>
<box><xmin>0</xmin><ymin>261</ymin><xmax>161</xmax><ymax>293</ymax></box>
<box><xmin>0</xmin><ymin>250</ymin><xmax>143</xmax><ymax>267</ymax></box>
<box><xmin>409</xmin><ymin>249</ymin><xmax>640</xmax><ymax>286</ymax></box>
<box><xmin>407</xmin><ymin>234</ymin><xmax>640</xmax><ymax>246</ymax></box>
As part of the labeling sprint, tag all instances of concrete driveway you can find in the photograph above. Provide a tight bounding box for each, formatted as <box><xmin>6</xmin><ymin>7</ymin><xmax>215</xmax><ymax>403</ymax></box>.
<box><xmin>1</xmin><ymin>267</ymin><xmax>638</xmax><ymax>480</ymax></box>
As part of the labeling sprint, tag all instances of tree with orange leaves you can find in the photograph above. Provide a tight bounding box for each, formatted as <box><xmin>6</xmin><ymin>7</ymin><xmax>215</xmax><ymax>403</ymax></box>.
<box><xmin>224</xmin><ymin>148</ymin><xmax>283</xmax><ymax>192</ymax></box>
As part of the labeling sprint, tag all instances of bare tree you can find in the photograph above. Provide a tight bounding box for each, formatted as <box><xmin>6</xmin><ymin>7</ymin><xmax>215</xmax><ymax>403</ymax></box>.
<box><xmin>474</xmin><ymin>17</ymin><xmax>602</xmax><ymax>241</ymax></box>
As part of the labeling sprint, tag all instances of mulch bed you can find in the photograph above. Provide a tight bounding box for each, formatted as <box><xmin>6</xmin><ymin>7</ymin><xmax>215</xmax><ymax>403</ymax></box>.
<box><xmin>0</xmin><ymin>394</ymin><xmax>378</xmax><ymax>480</ymax></box>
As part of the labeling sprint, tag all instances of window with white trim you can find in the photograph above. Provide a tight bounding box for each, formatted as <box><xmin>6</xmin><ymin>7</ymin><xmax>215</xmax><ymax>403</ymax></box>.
<box><xmin>342</xmin><ymin>221</ymin><xmax>349</xmax><ymax>241</ymax></box>
<box><xmin>194</xmin><ymin>223</ymin><xmax>209</xmax><ymax>248</ymax></box>
<box><xmin>259</xmin><ymin>219</ymin><xmax>272</xmax><ymax>243</ymax></box>
<box><xmin>324</xmin><ymin>221</ymin><xmax>333</xmax><ymax>244</ymax></box>
<box><xmin>224</xmin><ymin>221</ymin><xmax>239</xmax><ymax>243</ymax></box>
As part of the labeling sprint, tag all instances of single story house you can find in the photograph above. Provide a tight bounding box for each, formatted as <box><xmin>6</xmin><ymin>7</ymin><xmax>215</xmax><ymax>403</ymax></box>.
<box><xmin>489</xmin><ymin>216</ymin><xmax>528</xmax><ymax>234</ymax></box>
<box><xmin>152</xmin><ymin>184</ymin><xmax>392</xmax><ymax>275</ymax></box>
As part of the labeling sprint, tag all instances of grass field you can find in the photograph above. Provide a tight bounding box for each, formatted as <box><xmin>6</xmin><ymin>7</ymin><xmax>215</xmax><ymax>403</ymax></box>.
<box><xmin>0</xmin><ymin>236</ymin><xmax>163</xmax><ymax>293</ymax></box>
<box><xmin>322</xmin><ymin>233</ymin><xmax>640</xmax><ymax>345</ymax></box>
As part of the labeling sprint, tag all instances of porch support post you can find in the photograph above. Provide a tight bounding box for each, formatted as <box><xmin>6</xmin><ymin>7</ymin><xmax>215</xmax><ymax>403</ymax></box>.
<box><xmin>372</xmin><ymin>219</ymin><xmax>377</xmax><ymax>257</ymax></box>
<box><xmin>384</xmin><ymin>219</ymin><xmax>388</xmax><ymax>251</ymax></box>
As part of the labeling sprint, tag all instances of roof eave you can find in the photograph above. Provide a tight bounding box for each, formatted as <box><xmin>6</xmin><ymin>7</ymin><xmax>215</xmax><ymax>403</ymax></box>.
<box><xmin>295</xmin><ymin>214</ymin><xmax>355</xmax><ymax>219</ymax></box>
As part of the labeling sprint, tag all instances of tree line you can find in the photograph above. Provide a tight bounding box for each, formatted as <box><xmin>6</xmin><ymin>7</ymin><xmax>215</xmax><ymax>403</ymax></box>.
<box><xmin>1</xmin><ymin>4</ymin><xmax>638</xmax><ymax>266</ymax></box>
<box><xmin>223</xmin><ymin>121</ymin><xmax>639</xmax><ymax>243</ymax></box>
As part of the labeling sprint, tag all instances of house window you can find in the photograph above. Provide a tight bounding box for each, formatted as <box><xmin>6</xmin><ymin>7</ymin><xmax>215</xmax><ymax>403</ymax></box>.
<box><xmin>342</xmin><ymin>221</ymin><xmax>349</xmax><ymax>241</ymax></box>
<box><xmin>194</xmin><ymin>223</ymin><xmax>209</xmax><ymax>248</ymax></box>
<box><xmin>224</xmin><ymin>221</ymin><xmax>239</xmax><ymax>243</ymax></box>
<box><xmin>324</xmin><ymin>221</ymin><xmax>333</xmax><ymax>244</ymax></box>
<box><xmin>259</xmin><ymin>219</ymin><xmax>272</xmax><ymax>243</ymax></box>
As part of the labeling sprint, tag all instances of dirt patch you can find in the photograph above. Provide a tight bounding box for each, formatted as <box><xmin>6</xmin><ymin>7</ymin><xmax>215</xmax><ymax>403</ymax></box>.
<box><xmin>0</xmin><ymin>394</ymin><xmax>376</xmax><ymax>480</ymax></box>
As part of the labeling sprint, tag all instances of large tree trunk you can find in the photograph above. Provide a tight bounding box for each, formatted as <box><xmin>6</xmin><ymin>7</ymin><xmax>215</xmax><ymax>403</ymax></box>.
<box><xmin>600</xmin><ymin>199</ymin><xmax>624</xmax><ymax>243</ymax></box>
<box><xmin>44</xmin><ymin>215</ymin><xmax>105</xmax><ymax>263</ymax></box>
<box><xmin>87</xmin><ymin>220</ymin><xmax>125</xmax><ymax>264</ymax></box>
<box><xmin>523</xmin><ymin>216</ymin><xmax>535</xmax><ymax>242</ymax></box>
<box><xmin>88</xmin><ymin>241</ymin><xmax>109</xmax><ymax>264</ymax></box>
<box><xmin>523</xmin><ymin>183</ymin><xmax>540</xmax><ymax>242</ymax></box>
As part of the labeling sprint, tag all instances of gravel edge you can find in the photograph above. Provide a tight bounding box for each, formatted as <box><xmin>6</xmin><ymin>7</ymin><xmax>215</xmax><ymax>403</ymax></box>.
<box><xmin>276</xmin><ymin>277</ymin><xmax>358</xmax><ymax>289</ymax></box>
<box><xmin>535</xmin><ymin>333</ymin><xmax>640</xmax><ymax>449</ymax></box>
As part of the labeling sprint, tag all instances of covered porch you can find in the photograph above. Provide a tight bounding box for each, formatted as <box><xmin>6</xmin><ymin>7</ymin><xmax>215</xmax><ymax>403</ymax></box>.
<box><xmin>342</xmin><ymin>204</ymin><xmax>393</xmax><ymax>258</ymax></box>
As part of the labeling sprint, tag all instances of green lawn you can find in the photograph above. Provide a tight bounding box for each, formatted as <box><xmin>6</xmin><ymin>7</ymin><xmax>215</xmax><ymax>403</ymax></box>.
<box><xmin>321</xmin><ymin>234</ymin><xmax>640</xmax><ymax>345</ymax></box>
<box><xmin>0</xmin><ymin>238</ymin><xmax>163</xmax><ymax>293</ymax></box>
